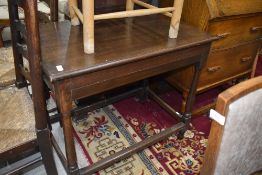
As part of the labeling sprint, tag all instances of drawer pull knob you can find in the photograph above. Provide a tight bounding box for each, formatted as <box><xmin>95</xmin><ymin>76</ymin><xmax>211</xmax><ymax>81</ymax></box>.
<box><xmin>207</xmin><ymin>66</ymin><xmax>221</xmax><ymax>73</ymax></box>
<box><xmin>241</xmin><ymin>56</ymin><xmax>252</xmax><ymax>62</ymax></box>
<box><xmin>250</xmin><ymin>26</ymin><xmax>262</xmax><ymax>32</ymax></box>
<box><xmin>217</xmin><ymin>32</ymin><xmax>231</xmax><ymax>39</ymax></box>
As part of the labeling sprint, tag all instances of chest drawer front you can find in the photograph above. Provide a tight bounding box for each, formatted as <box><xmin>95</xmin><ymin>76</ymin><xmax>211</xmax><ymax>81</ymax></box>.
<box><xmin>199</xmin><ymin>41</ymin><xmax>260</xmax><ymax>87</ymax></box>
<box><xmin>209</xmin><ymin>0</ymin><xmax>262</xmax><ymax>18</ymax></box>
<box><xmin>209</xmin><ymin>14</ymin><xmax>262</xmax><ymax>50</ymax></box>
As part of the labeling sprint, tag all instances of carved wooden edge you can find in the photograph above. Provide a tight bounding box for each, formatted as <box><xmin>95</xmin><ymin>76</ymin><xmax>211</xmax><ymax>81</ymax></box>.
<box><xmin>200</xmin><ymin>76</ymin><xmax>262</xmax><ymax>175</ymax></box>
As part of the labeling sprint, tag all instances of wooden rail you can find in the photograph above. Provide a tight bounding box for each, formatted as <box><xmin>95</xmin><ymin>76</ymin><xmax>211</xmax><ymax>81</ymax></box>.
<box><xmin>80</xmin><ymin>122</ymin><xmax>185</xmax><ymax>174</ymax></box>
<box><xmin>94</xmin><ymin>7</ymin><xmax>175</xmax><ymax>20</ymax></box>
<box><xmin>72</xmin><ymin>5</ymin><xmax>174</xmax><ymax>22</ymax></box>
<box><xmin>133</xmin><ymin>0</ymin><xmax>172</xmax><ymax>17</ymax></box>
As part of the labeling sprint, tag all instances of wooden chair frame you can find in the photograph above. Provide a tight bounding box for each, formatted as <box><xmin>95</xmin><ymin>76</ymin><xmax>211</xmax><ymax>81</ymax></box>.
<box><xmin>201</xmin><ymin>76</ymin><xmax>262</xmax><ymax>175</ymax></box>
<box><xmin>6</xmin><ymin>0</ymin><xmax>58</xmax><ymax>174</ymax></box>
<box><xmin>68</xmin><ymin>0</ymin><xmax>184</xmax><ymax>54</ymax></box>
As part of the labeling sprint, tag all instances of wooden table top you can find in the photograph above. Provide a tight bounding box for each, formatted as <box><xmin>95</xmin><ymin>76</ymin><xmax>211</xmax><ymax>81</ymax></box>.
<box><xmin>40</xmin><ymin>15</ymin><xmax>216</xmax><ymax>82</ymax></box>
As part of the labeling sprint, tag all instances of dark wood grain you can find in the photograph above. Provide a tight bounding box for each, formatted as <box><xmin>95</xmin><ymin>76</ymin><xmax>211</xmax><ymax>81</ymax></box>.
<box><xmin>23</xmin><ymin>1</ymin><xmax>58</xmax><ymax>174</ymax></box>
<box><xmin>38</xmin><ymin>15</ymin><xmax>216</xmax><ymax>174</ymax></box>
<box><xmin>40</xmin><ymin>15</ymin><xmax>216</xmax><ymax>82</ymax></box>
<box><xmin>7</xmin><ymin>0</ymin><xmax>58</xmax><ymax>174</ymax></box>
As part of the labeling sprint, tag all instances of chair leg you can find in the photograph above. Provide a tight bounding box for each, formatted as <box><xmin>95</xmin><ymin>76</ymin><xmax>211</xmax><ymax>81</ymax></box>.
<box><xmin>56</xmin><ymin>86</ymin><xmax>79</xmax><ymax>173</ymax></box>
<box><xmin>68</xmin><ymin>0</ymin><xmax>80</xmax><ymax>26</ymax></box>
<box><xmin>169</xmin><ymin>0</ymin><xmax>184</xmax><ymax>38</ymax></box>
<box><xmin>82</xmin><ymin>0</ymin><xmax>94</xmax><ymax>54</ymax></box>
<box><xmin>126</xmin><ymin>0</ymin><xmax>135</xmax><ymax>11</ymax></box>
<box><xmin>37</xmin><ymin>129</ymin><xmax>58</xmax><ymax>175</ymax></box>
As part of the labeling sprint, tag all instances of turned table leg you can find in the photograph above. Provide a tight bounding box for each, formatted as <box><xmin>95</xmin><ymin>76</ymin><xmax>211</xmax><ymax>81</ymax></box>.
<box><xmin>182</xmin><ymin>62</ymin><xmax>201</xmax><ymax>133</ymax></box>
<box><xmin>56</xmin><ymin>85</ymin><xmax>79</xmax><ymax>174</ymax></box>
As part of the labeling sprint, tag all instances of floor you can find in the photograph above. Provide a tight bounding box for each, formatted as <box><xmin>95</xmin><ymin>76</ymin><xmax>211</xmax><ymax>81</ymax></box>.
<box><xmin>23</xmin><ymin>56</ymin><xmax>262</xmax><ymax>175</ymax></box>
<box><xmin>25</xmin><ymin>123</ymin><xmax>88</xmax><ymax>175</ymax></box>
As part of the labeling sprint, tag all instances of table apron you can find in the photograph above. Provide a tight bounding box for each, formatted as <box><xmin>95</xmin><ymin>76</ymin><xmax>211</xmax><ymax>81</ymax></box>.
<box><xmin>64</xmin><ymin>44</ymin><xmax>210</xmax><ymax>100</ymax></box>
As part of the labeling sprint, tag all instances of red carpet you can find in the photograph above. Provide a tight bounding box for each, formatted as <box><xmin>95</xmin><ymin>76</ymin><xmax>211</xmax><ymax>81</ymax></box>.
<box><xmin>73</xmin><ymin>55</ymin><xmax>261</xmax><ymax>175</ymax></box>
<box><xmin>74</xmin><ymin>102</ymin><xmax>209</xmax><ymax>175</ymax></box>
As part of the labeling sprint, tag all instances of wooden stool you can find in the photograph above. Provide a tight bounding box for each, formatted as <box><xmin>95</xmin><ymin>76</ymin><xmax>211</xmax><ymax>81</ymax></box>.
<box><xmin>68</xmin><ymin>0</ymin><xmax>184</xmax><ymax>54</ymax></box>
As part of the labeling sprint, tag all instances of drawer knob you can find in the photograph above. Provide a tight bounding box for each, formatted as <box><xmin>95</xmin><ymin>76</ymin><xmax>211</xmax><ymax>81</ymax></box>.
<box><xmin>241</xmin><ymin>56</ymin><xmax>252</xmax><ymax>62</ymax></box>
<box><xmin>207</xmin><ymin>66</ymin><xmax>221</xmax><ymax>73</ymax></box>
<box><xmin>217</xmin><ymin>32</ymin><xmax>231</xmax><ymax>40</ymax></box>
<box><xmin>250</xmin><ymin>26</ymin><xmax>262</xmax><ymax>32</ymax></box>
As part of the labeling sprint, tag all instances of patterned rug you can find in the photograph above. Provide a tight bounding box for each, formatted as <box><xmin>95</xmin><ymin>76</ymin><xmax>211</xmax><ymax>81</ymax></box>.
<box><xmin>73</xmin><ymin>95</ymin><xmax>211</xmax><ymax>175</ymax></box>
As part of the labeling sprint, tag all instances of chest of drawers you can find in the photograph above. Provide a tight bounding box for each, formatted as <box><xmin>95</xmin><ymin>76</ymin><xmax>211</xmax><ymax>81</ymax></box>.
<box><xmin>165</xmin><ymin>0</ymin><xmax>262</xmax><ymax>113</ymax></box>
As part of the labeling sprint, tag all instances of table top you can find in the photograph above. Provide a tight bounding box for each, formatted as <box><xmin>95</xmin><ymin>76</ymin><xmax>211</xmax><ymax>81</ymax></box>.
<box><xmin>40</xmin><ymin>15</ymin><xmax>216</xmax><ymax>82</ymax></box>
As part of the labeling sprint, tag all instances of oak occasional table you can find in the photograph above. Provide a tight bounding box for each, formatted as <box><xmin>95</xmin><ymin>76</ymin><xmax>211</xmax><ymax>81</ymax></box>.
<box><xmin>40</xmin><ymin>15</ymin><xmax>216</xmax><ymax>174</ymax></box>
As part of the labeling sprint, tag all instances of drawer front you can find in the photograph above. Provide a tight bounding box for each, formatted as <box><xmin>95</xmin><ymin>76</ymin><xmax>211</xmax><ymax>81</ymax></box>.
<box><xmin>208</xmin><ymin>0</ymin><xmax>262</xmax><ymax>18</ymax></box>
<box><xmin>199</xmin><ymin>41</ymin><xmax>261</xmax><ymax>88</ymax></box>
<box><xmin>209</xmin><ymin>14</ymin><xmax>262</xmax><ymax>50</ymax></box>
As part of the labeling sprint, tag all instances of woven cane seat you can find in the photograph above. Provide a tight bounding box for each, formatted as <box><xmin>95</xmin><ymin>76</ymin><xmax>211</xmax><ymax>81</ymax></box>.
<box><xmin>0</xmin><ymin>47</ymin><xmax>15</xmax><ymax>88</ymax></box>
<box><xmin>0</xmin><ymin>86</ymin><xmax>36</xmax><ymax>154</ymax></box>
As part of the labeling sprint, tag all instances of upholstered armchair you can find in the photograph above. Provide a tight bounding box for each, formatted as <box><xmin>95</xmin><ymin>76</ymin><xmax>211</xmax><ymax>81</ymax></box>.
<box><xmin>201</xmin><ymin>76</ymin><xmax>262</xmax><ymax>175</ymax></box>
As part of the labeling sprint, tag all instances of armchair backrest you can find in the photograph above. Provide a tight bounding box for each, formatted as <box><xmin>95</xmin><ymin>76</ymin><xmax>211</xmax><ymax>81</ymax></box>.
<box><xmin>201</xmin><ymin>76</ymin><xmax>262</xmax><ymax>175</ymax></box>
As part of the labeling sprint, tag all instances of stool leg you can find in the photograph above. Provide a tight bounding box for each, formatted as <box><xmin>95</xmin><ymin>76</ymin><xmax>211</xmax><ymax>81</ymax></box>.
<box><xmin>82</xmin><ymin>0</ymin><xmax>94</xmax><ymax>54</ymax></box>
<box><xmin>169</xmin><ymin>0</ymin><xmax>184</xmax><ymax>38</ymax></box>
<box><xmin>69</xmin><ymin>0</ymin><xmax>80</xmax><ymax>26</ymax></box>
<box><xmin>126</xmin><ymin>0</ymin><xmax>135</xmax><ymax>11</ymax></box>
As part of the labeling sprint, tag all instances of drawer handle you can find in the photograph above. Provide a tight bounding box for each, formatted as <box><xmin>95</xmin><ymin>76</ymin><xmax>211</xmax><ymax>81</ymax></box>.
<box><xmin>217</xmin><ymin>32</ymin><xmax>231</xmax><ymax>39</ymax></box>
<box><xmin>207</xmin><ymin>66</ymin><xmax>221</xmax><ymax>73</ymax></box>
<box><xmin>241</xmin><ymin>56</ymin><xmax>252</xmax><ymax>62</ymax></box>
<box><xmin>250</xmin><ymin>26</ymin><xmax>262</xmax><ymax>32</ymax></box>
